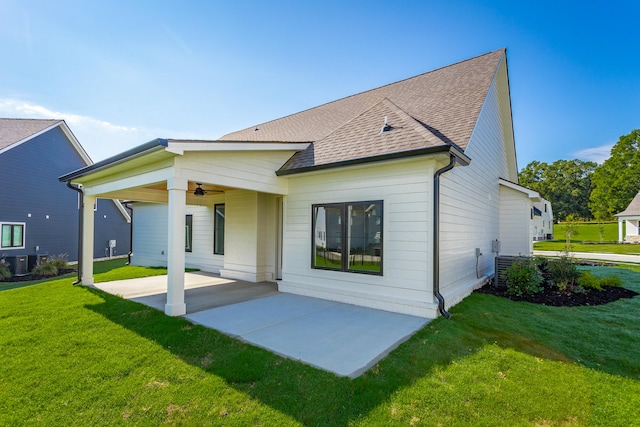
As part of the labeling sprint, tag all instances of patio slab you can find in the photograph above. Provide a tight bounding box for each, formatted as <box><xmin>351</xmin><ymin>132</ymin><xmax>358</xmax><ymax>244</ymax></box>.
<box><xmin>94</xmin><ymin>273</ymin><xmax>431</xmax><ymax>377</ymax></box>
<box><xmin>186</xmin><ymin>293</ymin><xmax>430</xmax><ymax>378</ymax></box>
<box><xmin>93</xmin><ymin>272</ymin><xmax>278</xmax><ymax>314</ymax></box>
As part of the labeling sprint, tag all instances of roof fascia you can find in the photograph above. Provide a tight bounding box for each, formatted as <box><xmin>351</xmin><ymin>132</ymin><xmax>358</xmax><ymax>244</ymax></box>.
<box><xmin>276</xmin><ymin>145</ymin><xmax>470</xmax><ymax>176</ymax></box>
<box><xmin>59</xmin><ymin>138</ymin><xmax>168</xmax><ymax>182</ymax></box>
<box><xmin>58</xmin><ymin>121</ymin><xmax>93</xmax><ymax>165</ymax></box>
<box><xmin>165</xmin><ymin>140</ymin><xmax>310</xmax><ymax>155</ymax></box>
<box><xmin>0</xmin><ymin>120</ymin><xmax>63</xmax><ymax>156</ymax></box>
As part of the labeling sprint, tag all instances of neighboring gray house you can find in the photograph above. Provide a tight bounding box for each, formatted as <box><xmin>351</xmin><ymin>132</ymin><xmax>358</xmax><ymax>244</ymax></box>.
<box><xmin>60</xmin><ymin>49</ymin><xmax>537</xmax><ymax>319</ymax></box>
<box><xmin>0</xmin><ymin>118</ymin><xmax>131</xmax><ymax>274</ymax></box>
<box><xmin>616</xmin><ymin>192</ymin><xmax>640</xmax><ymax>243</ymax></box>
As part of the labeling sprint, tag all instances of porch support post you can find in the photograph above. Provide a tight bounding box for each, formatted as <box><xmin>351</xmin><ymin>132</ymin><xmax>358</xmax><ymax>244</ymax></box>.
<box><xmin>82</xmin><ymin>195</ymin><xmax>96</xmax><ymax>286</ymax></box>
<box><xmin>618</xmin><ymin>218</ymin><xmax>624</xmax><ymax>243</ymax></box>
<box><xmin>165</xmin><ymin>177</ymin><xmax>187</xmax><ymax>316</ymax></box>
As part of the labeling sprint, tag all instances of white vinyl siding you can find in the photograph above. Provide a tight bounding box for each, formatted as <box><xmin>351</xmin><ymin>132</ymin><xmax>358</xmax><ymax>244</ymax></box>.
<box><xmin>433</xmin><ymin>58</ymin><xmax>518</xmax><ymax>308</ymax></box>
<box><xmin>131</xmin><ymin>200</ymin><xmax>224</xmax><ymax>272</ymax></box>
<box><xmin>281</xmin><ymin>157</ymin><xmax>439</xmax><ymax>318</ymax></box>
<box><xmin>499</xmin><ymin>185</ymin><xmax>533</xmax><ymax>256</ymax></box>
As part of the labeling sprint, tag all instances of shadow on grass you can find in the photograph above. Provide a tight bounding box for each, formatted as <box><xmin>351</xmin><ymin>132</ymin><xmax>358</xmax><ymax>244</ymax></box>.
<box><xmin>83</xmin><ymin>269</ymin><xmax>640</xmax><ymax>425</ymax></box>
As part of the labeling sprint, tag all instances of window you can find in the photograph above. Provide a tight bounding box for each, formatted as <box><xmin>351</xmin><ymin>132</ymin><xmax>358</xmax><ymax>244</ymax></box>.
<box><xmin>312</xmin><ymin>201</ymin><xmax>382</xmax><ymax>275</ymax></box>
<box><xmin>185</xmin><ymin>215</ymin><xmax>193</xmax><ymax>252</ymax></box>
<box><xmin>1</xmin><ymin>223</ymin><xmax>25</xmax><ymax>249</ymax></box>
<box><xmin>214</xmin><ymin>204</ymin><xmax>225</xmax><ymax>255</ymax></box>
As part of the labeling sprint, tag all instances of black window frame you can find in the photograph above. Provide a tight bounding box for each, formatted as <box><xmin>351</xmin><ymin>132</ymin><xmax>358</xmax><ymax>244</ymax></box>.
<box><xmin>311</xmin><ymin>200</ymin><xmax>383</xmax><ymax>275</ymax></box>
<box><xmin>214</xmin><ymin>204</ymin><xmax>225</xmax><ymax>255</ymax></box>
<box><xmin>1</xmin><ymin>222</ymin><xmax>25</xmax><ymax>249</ymax></box>
<box><xmin>185</xmin><ymin>215</ymin><xmax>193</xmax><ymax>252</ymax></box>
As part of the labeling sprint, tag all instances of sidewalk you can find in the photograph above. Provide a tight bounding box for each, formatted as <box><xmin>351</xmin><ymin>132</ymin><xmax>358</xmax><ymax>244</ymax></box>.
<box><xmin>533</xmin><ymin>250</ymin><xmax>640</xmax><ymax>264</ymax></box>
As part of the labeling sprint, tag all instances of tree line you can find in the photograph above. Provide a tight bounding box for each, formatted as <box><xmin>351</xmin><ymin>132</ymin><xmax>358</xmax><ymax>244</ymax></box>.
<box><xmin>518</xmin><ymin>129</ymin><xmax>640</xmax><ymax>222</ymax></box>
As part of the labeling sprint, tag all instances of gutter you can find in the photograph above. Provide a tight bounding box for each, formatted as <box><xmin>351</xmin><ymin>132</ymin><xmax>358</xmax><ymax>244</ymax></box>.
<box><xmin>122</xmin><ymin>202</ymin><xmax>134</xmax><ymax>265</ymax></box>
<box><xmin>65</xmin><ymin>181</ymin><xmax>83</xmax><ymax>285</ymax></box>
<box><xmin>433</xmin><ymin>153</ymin><xmax>458</xmax><ymax>318</ymax></box>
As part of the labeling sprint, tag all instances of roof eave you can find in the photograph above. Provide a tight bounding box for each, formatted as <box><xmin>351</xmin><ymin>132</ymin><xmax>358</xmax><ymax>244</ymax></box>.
<box><xmin>58</xmin><ymin>138</ymin><xmax>168</xmax><ymax>182</ymax></box>
<box><xmin>276</xmin><ymin>145</ymin><xmax>471</xmax><ymax>176</ymax></box>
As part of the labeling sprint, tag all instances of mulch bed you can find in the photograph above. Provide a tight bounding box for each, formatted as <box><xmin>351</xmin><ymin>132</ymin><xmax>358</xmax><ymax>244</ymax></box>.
<box><xmin>1</xmin><ymin>268</ymin><xmax>76</xmax><ymax>283</ymax></box>
<box><xmin>476</xmin><ymin>282</ymin><xmax>639</xmax><ymax>307</ymax></box>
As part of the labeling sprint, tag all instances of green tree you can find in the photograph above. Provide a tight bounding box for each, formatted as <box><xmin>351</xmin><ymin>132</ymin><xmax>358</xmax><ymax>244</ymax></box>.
<box><xmin>519</xmin><ymin>159</ymin><xmax>596</xmax><ymax>221</ymax></box>
<box><xmin>589</xmin><ymin>129</ymin><xmax>640</xmax><ymax>220</ymax></box>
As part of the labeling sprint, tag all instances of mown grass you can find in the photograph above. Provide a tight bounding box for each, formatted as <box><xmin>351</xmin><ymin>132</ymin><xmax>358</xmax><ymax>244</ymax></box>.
<box><xmin>535</xmin><ymin>221</ymin><xmax>640</xmax><ymax>254</ymax></box>
<box><xmin>1</xmin><ymin>261</ymin><xmax>639</xmax><ymax>426</ymax></box>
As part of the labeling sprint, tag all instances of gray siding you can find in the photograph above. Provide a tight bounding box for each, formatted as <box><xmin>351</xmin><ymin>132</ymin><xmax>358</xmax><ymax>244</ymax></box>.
<box><xmin>0</xmin><ymin>126</ymin><xmax>130</xmax><ymax>262</ymax></box>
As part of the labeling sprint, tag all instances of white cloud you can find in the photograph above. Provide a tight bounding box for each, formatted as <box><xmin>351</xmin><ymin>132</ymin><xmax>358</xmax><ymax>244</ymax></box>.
<box><xmin>573</xmin><ymin>144</ymin><xmax>613</xmax><ymax>164</ymax></box>
<box><xmin>0</xmin><ymin>98</ymin><xmax>159</xmax><ymax>161</ymax></box>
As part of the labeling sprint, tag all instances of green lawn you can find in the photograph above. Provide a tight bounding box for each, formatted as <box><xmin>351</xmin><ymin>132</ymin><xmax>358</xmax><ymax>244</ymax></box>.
<box><xmin>1</xmin><ymin>261</ymin><xmax>639</xmax><ymax>425</ymax></box>
<box><xmin>534</xmin><ymin>221</ymin><xmax>640</xmax><ymax>254</ymax></box>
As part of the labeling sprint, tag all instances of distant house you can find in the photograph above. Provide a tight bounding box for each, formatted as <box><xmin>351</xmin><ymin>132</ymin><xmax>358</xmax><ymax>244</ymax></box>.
<box><xmin>532</xmin><ymin>198</ymin><xmax>554</xmax><ymax>241</ymax></box>
<box><xmin>60</xmin><ymin>49</ymin><xmax>539</xmax><ymax>318</ymax></box>
<box><xmin>615</xmin><ymin>192</ymin><xmax>640</xmax><ymax>243</ymax></box>
<box><xmin>0</xmin><ymin>118</ymin><xmax>131</xmax><ymax>274</ymax></box>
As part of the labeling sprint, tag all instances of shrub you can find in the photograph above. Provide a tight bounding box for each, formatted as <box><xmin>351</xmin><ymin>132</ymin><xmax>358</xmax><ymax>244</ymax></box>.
<box><xmin>0</xmin><ymin>260</ymin><xmax>10</xmax><ymax>280</ymax></box>
<box><xmin>502</xmin><ymin>258</ymin><xmax>543</xmax><ymax>297</ymax></box>
<box><xmin>599</xmin><ymin>275</ymin><xmax>622</xmax><ymax>288</ymax></box>
<box><xmin>49</xmin><ymin>254</ymin><xmax>69</xmax><ymax>271</ymax></box>
<box><xmin>577</xmin><ymin>271</ymin><xmax>602</xmax><ymax>290</ymax></box>
<box><xmin>31</xmin><ymin>262</ymin><xmax>58</xmax><ymax>277</ymax></box>
<box><xmin>548</xmin><ymin>256</ymin><xmax>580</xmax><ymax>291</ymax></box>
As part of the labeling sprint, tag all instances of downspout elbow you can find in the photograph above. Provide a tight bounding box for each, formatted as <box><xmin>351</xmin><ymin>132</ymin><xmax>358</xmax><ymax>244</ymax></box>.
<box><xmin>65</xmin><ymin>181</ymin><xmax>83</xmax><ymax>286</ymax></box>
<box><xmin>433</xmin><ymin>154</ymin><xmax>457</xmax><ymax>319</ymax></box>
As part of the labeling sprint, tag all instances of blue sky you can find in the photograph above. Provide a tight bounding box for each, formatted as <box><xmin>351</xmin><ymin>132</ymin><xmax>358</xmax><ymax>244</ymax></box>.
<box><xmin>1</xmin><ymin>0</ymin><xmax>638</xmax><ymax>169</ymax></box>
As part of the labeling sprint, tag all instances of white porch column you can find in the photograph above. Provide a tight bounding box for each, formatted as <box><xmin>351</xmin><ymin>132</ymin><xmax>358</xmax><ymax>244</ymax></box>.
<box><xmin>619</xmin><ymin>218</ymin><xmax>624</xmax><ymax>243</ymax></box>
<box><xmin>165</xmin><ymin>177</ymin><xmax>188</xmax><ymax>316</ymax></box>
<box><xmin>82</xmin><ymin>195</ymin><xmax>96</xmax><ymax>286</ymax></box>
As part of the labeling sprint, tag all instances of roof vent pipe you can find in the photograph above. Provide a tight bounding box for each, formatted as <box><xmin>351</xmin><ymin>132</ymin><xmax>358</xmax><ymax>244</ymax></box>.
<box><xmin>433</xmin><ymin>153</ymin><xmax>457</xmax><ymax>318</ymax></box>
<box><xmin>65</xmin><ymin>181</ymin><xmax>83</xmax><ymax>285</ymax></box>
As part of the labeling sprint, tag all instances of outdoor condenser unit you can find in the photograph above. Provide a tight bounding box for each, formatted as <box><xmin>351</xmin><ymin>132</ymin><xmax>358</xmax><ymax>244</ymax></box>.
<box><xmin>6</xmin><ymin>255</ymin><xmax>28</xmax><ymax>276</ymax></box>
<box><xmin>494</xmin><ymin>255</ymin><xmax>526</xmax><ymax>288</ymax></box>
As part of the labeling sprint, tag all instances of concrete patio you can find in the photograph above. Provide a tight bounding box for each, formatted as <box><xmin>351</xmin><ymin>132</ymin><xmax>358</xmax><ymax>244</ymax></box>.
<box><xmin>93</xmin><ymin>272</ymin><xmax>431</xmax><ymax>378</ymax></box>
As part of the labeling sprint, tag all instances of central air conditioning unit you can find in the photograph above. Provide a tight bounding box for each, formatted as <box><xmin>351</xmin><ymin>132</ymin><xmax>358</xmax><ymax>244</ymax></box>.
<box><xmin>6</xmin><ymin>255</ymin><xmax>28</xmax><ymax>276</ymax></box>
<box><xmin>494</xmin><ymin>256</ymin><xmax>528</xmax><ymax>288</ymax></box>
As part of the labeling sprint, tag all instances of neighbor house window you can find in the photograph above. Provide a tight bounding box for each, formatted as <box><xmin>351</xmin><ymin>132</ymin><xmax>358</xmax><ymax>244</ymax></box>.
<box><xmin>185</xmin><ymin>215</ymin><xmax>193</xmax><ymax>252</ymax></box>
<box><xmin>312</xmin><ymin>201</ymin><xmax>383</xmax><ymax>275</ymax></box>
<box><xmin>214</xmin><ymin>204</ymin><xmax>225</xmax><ymax>255</ymax></box>
<box><xmin>1</xmin><ymin>223</ymin><xmax>25</xmax><ymax>249</ymax></box>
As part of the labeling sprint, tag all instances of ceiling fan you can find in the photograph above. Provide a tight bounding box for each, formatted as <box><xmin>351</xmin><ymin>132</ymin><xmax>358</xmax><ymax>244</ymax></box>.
<box><xmin>193</xmin><ymin>183</ymin><xmax>223</xmax><ymax>196</ymax></box>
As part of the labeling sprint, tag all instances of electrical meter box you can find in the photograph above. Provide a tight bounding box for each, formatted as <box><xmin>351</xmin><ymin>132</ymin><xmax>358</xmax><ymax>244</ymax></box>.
<box><xmin>109</xmin><ymin>240</ymin><xmax>117</xmax><ymax>248</ymax></box>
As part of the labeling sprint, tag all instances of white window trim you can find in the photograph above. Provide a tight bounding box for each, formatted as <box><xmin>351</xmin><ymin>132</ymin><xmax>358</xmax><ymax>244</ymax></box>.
<box><xmin>1</xmin><ymin>222</ymin><xmax>26</xmax><ymax>250</ymax></box>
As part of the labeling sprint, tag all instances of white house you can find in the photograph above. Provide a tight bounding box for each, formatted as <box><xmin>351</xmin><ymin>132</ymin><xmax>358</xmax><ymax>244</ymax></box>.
<box><xmin>59</xmin><ymin>48</ymin><xmax>538</xmax><ymax>319</ymax></box>
<box><xmin>615</xmin><ymin>192</ymin><xmax>640</xmax><ymax>242</ymax></box>
<box><xmin>531</xmin><ymin>198</ymin><xmax>554</xmax><ymax>241</ymax></box>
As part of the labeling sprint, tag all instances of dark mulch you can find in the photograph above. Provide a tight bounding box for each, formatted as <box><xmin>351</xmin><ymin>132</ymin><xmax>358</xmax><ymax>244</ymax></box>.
<box><xmin>1</xmin><ymin>268</ymin><xmax>76</xmax><ymax>283</ymax></box>
<box><xmin>476</xmin><ymin>282</ymin><xmax>639</xmax><ymax>307</ymax></box>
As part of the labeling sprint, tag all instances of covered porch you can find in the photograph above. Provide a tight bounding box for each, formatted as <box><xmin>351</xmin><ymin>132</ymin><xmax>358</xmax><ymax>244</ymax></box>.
<box><xmin>59</xmin><ymin>138</ymin><xmax>308</xmax><ymax>316</ymax></box>
<box><xmin>93</xmin><ymin>271</ymin><xmax>279</xmax><ymax>314</ymax></box>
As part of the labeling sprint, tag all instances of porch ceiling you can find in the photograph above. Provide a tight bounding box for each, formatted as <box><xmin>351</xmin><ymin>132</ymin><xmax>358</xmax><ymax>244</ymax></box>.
<box><xmin>96</xmin><ymin>181</ymin><xmax>236</xmax><ymax>205</ymax></box>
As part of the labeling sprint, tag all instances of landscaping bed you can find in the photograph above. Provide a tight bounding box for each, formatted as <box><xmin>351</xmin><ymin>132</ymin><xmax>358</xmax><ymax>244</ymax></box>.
<box><xmin>476</xmin><ymin>281</ymin><xmax>638</xmax><ymax>306</ymax></box>
<box><xmin>1</xmin><ymin>268</ymin><xmax>76</xmax><ymax>282</ymax></box>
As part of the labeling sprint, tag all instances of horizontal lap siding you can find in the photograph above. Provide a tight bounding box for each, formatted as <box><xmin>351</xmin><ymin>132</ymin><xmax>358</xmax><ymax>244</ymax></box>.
<box><xmin>499</xmin><ymin>187</ymin><xmax>531</xmax><ymax>256</ymax></box>
<box><xmin>281</xmin><ymin>158</ymin><xmax>438</xmax><ymax>316</ymax></box>
<box><xmin>179</xmin><ymin>151</ymin><xmax>294</xmax><ymax>194</ymax></box>
<box><xmin>131</xmin><ymin>201</ymin><xmax>224</xmax><ymax>272</ymax></box>
<box><xmin>131</xmin><ymin>203</ymin><xmax>167</xmax><ymax>267</ymax></box>
<box><xmin>438</xmin><ymin>68</ymin><xmax>513</xmax><ymax>306</ymax></box>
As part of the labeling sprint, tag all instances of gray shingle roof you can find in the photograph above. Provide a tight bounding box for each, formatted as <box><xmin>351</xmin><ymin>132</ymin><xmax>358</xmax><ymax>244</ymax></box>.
<box><xmin>0</xmin><ymin>118</ymin><xmax>62</xmax><ymax>151</ymax></box>
<box><xmin>220</xmin><ymin>49</ymin><xmax>506</xmax><ymax>172</ymax></box>
<box><xmin>616</xmin><ymin>192</ymin><xmax>640</xmax><ymax>217</ymax></box>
